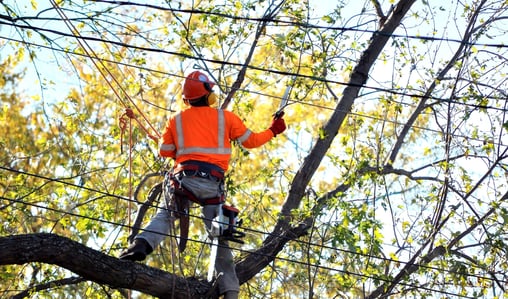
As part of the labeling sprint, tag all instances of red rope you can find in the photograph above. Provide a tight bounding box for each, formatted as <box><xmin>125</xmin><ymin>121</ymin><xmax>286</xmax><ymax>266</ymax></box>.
<box><xmin>119</xmin><ymin>111</ymin><xmax>129</xmax><ymax>154</ymax></box>
<box><xmin>50</xmin><ymin>0</ymin><xmax>161</xmax><ymax>145</ymax></box>
<box><xmin>119</xmin><ymin>108</ymin><xmax>159</xmax><ymax>147</ymax></box>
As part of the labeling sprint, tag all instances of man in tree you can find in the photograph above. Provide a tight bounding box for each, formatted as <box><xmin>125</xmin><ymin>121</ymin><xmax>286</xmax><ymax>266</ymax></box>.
<box><xmin>119</xmin><ymin>71</ymin><xmax>287</xmax><ymax>299</ymax></box>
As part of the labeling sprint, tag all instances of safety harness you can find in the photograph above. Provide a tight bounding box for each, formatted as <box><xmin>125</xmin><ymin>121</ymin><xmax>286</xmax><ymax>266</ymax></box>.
<box><xmin>167</xmin><ymin>161</ymin><xmax>245</xmax><ymax>244</ymax></box>
<box><xmin>170</xmin><ymin>163</ymin><xmax>225</xmax><ymax>205</ymax></box>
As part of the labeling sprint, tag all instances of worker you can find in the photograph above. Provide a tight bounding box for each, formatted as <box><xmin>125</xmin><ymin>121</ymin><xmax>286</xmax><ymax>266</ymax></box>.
<box><xmin>119</xmin><ymin>70</ymin><xmax>287</xmax><ymax>299</ymax></box>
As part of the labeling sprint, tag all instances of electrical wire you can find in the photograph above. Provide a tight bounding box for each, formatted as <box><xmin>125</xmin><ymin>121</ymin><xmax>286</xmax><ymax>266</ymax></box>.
<box><xmin>0</xmin><ymin>193</ymin><xmax>494</xmax><ymax>299</ymax></box>
<box><xmin>0</xmin><ymin>20</ymin><xmax>505</xmax><ymax>112</ymax></box>
<box><xmin>0</xmin><ymin>165</ymin><xmax>505</xmax><ymax>290</ymax></box>
<box><xmin>2</xmin><ymin>32</ymin><xmax>503</xmax><ymax>155</ymax></box>
<box><xmin>0</xmin><ymin>194</ymin><xmax>489</xmax><ymax>299</ymax></box>
<box><xmin>89</xmin><ymin>0</ymin><xmax>508</xmax><ymax>49</ymax></box>
<box><xmin>0</xmin><ymin>34</ymin><xmax>505</xmax><ymax>150</ymax></box>
<box><xmin>1</xmin><ymin>2</ymin><xmax>507</xmax><ymax>297</ymax></box>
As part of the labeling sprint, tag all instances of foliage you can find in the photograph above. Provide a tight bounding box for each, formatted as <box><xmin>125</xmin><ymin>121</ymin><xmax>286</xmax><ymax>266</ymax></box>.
<box><xmin>1</xmin><ymin>0</ymin><xmax>508</xmax><ymax>298</ymax></box>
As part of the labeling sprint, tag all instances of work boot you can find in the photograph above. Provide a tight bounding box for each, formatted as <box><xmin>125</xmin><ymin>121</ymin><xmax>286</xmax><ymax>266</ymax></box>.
<box><xmin>119</xmin><ymin>238</ymin><xmax>153</xmax><ymax>261</ymax></box>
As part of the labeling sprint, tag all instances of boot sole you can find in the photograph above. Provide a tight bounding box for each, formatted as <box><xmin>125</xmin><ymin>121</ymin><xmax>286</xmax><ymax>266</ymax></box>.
<box><xmin>119</xmin><ymin>251</ymin><xmax>146</xmax><ymax>261</ymax></box>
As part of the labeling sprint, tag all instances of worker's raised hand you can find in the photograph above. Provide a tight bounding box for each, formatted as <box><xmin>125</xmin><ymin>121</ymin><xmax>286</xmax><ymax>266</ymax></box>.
<box><xmin>270</xmin><ymin>113</ymin><xmax>286</xmax><ymax>136</ymax></box>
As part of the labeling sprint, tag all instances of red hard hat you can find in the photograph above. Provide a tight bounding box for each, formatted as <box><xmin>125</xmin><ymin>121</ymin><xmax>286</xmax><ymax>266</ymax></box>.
<box><xmin>183</xmin><ymin>71</ymin><xmax>215</xmax><ymax>100</ymax></box>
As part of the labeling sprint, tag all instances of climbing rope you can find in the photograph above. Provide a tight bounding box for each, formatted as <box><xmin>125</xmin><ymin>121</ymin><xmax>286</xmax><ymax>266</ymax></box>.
<box><xmin>49</xmin><ymin>0</ymin><xmax>161</xmax><ymax>142</ymax></box>
<box><xmin>48</xmin><ymin>6</ymin><xmax>164</xmax><ymax>293</ymax></box>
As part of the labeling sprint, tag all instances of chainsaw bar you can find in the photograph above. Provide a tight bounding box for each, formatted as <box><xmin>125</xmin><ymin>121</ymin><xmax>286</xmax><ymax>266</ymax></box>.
<box><xmin>274</xmin><ymin>75</ymin><xmax>296</xmax><ymax>119</ymax></box>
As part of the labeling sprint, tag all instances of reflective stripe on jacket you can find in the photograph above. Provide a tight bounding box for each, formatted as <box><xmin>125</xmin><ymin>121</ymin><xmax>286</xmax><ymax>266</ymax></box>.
<box><xmin>159</xmin><ymin>106</ymin><xmax>274</xmax><ymax>171</ymax></box>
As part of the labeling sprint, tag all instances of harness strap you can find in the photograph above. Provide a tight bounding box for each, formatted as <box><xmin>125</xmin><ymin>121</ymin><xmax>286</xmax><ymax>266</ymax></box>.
<box><xmin>173</xmin><ymin>164</ymin><xmax>224</xmax><ymax>180</ymax></box>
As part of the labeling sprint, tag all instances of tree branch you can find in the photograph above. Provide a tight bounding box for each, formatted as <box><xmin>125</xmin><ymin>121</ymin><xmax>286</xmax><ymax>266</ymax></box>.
<box><xmin>12</xmin><ymin>277</ymin><xmax>85</xmax><ymax>299</ymax></box>
<box><xmin>370</xmin><ymin>0</ymin><xmax>387</xmax><ymax>26</ymax></box>
<box><xmin>235</xmin><ymin>0</ymin><xmax>418</xmax><ymax>283</ymax></box>
<box><xmin>386</xmin><ymin>0</ymin><xmax>485</xmax><ymax>166</ymax></box>
<box><xmin>366</xmin><ymin>190</ymin><xmax>508</xmax><ymax>298</ymax></box>
<box><xmin>221</xmin><ymin>1</ymin><xmax>284</xmax><ymax>108</ymax></box>
<box><xmin>0</xmin><ymin>233</ymin><xmax>216</xmax><ymax>299</ymax></box>
<box><xmin>278</xmin><ymin>0</ymin><xmax>417</xmax><ymax>223</ymax></box>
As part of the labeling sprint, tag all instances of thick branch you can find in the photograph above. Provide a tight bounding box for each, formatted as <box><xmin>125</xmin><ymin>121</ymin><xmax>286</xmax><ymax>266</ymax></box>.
<box><xmin>236</xmin><ymin>222</ymin><xmax>309</xmax><ymax>283</ymax></box>
<box><xmin>0</xmin><ymin>233</ymin><xmax>214</xmax><ymax>299</ymax></box>
<box><xmin>277</xmin><ymin>0</ymin><xmax>417</xmax><ymax>226</ymax></box>
<box><xmin>234</xmin><ymin>0</ymin><xmax>417</xmax><ymax>283</ymax></box>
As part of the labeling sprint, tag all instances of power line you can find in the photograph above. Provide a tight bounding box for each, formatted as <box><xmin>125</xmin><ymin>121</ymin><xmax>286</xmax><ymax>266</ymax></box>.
<box><xmin>0</xmin><ymin>35</ymin><xmax>506</xmax><ymax>150</ymax></box>
<box><xmin>1</xmin><ymin>20</ymin><xmax>506</xmax><ymax>111</ymax></box>
<box><xmin>0</xmin><ymin>165</ymin><xmax>505</xmax><ymax>291</ymax></box>
<box><xmin>0</xmin><ymin>193</ymin><xmax>493</xmax><ymax>299</ymax></box>
<box><xmin>2</xmin><ymin>6</ymin><xmax>508</xmax><ymax>105</ymax></box>
<box><xmin>0</xmin><ymin>192</ymin><xmax>489</xmax><ymax>299</ymax></box>
<box><xmin>90</xmin><ymin>0</ymin><xmax>508</xmax><ymax>49</ymax></box>
<box><xmin>2</xmin><ymin>5</ymin><xmax>507</xmax><ymax>111</ymax></box>
<box><xmin>1</xmin><ymin>2</ymin><xmax>507</xmax><ymax>296</ymax></box>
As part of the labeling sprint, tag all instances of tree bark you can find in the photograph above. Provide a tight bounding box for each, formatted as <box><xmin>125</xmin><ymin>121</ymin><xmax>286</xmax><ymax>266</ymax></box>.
<box><xmin>0</xmin><ymin>233</ymin><xmax>216</xmax><ymax>299</ymax></box>
<box><xmin>235</xmin><ymin>0</ymin><xmax>417</xmax><ymax>283</ymax></box>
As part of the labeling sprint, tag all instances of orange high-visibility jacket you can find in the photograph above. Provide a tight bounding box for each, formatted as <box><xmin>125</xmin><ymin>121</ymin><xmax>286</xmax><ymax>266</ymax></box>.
<box><xmin>159</xmin><ymin>106</ymin><xmax>274</xmax><ymax>171</ymax></box>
